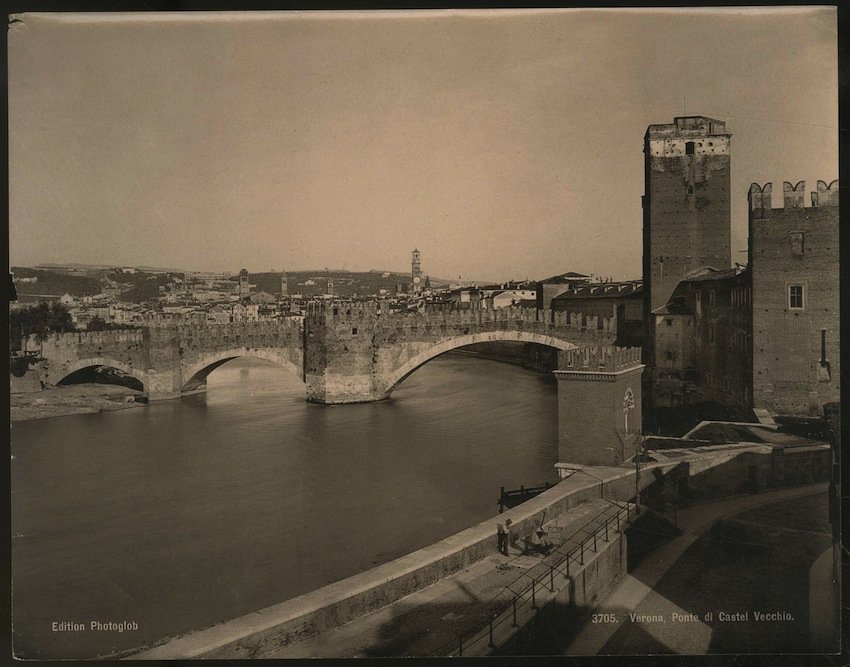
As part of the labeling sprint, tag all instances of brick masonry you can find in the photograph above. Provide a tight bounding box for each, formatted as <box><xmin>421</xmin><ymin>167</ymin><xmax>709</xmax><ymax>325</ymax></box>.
<box><xmin>748</xmin><ymin>180</ymin><xmax>839</xmax><ymax>415</ymax></box>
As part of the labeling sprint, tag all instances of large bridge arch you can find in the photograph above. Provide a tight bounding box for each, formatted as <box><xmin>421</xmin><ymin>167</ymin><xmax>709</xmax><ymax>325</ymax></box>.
<box><xmin>48</xmin><ymin>357</ymin><xmax>149</xmax><ymax>389</ymax></box>
<box><xmin>181</xmin><ymin>348</ymin><xmax>303</xmax><ymax>391</ymax></box>
<box><xmin>384</xmin><ymin>330</ymin><xmax>579</xmax><ymax>394</ymax></box>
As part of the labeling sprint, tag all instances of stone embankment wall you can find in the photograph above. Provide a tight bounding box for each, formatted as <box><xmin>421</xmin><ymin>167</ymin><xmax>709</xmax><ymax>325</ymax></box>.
<box><xmin>130</xmin><ymin>443</ymin><xmax>829</xmax><ymax>660</ymax></box>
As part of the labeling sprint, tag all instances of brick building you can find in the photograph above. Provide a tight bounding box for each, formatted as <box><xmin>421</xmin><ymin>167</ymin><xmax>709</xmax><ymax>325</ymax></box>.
<box><xmin>642</xmin><ymin>113</ymin><xmax>838</xmax><ymax>426</ymax></box>
<box><xmin>642</xmin><ymin>116</ymin><xmax>732</xmax><ymax>368</ymax></box>
<box><xmin>748</xmin><ymin>179</ymin><xmax>839</xmax><ymax>415</ymax></box>
<box><xmin>550</xmin><ymin>281</ymin><xmax>643</xmax><ymax>347</ymax></box>
<box><xmin>535</xmin><ymin>272</ymin><xmax>590</xmax><ymax>310</ymax></box>
<box><xmin>651</xmin><ymin>266</ymin><xmax>751</xmax><ymax>411</ymax></box>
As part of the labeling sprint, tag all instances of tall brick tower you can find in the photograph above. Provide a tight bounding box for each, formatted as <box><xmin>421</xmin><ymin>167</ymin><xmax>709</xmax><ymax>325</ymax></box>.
<box><xmin>238</xmin><ymin>268</ymin><xmax>250</xmax><ymax>299</ymax></box>
<box><xmin>411</xmin><ymin>248</ymin><xmax>422</xmax><ymax>294</ymax></box>
<box><xmin>642</xmin><ymin>116</ymin><xmax>732</xmax><ymax>364</ymax></box>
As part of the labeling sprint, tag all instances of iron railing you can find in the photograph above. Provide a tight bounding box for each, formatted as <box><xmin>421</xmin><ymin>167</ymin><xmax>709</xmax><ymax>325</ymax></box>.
<box><xmin>430</xmin><ymin>499</ymin><xmax>635</xmax><ymax>656</ymax></box>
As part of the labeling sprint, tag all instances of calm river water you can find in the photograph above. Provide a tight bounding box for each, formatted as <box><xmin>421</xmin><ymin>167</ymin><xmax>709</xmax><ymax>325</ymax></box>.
<box><xmin>11</xmin><ymin>353</ymin><xmax>558</xmax><ymax>659</ymax></box>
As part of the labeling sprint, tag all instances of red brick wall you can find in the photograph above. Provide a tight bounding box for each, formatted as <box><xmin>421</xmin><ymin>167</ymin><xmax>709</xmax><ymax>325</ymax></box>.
<box><xmin>750</xmin><ymin>194</ymin><xmax>839</xmax><ymax>415</ymax></box>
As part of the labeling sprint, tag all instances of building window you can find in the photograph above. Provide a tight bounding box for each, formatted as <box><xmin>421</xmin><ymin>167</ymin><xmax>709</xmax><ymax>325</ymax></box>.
<box><xmin>685</xmin><ymin>141</ymin><xmax>695</xmax><ymax>155</ymax></box>
<box><xmin>789</xmin><ymin>232</ymin><xmax>805</xmax><ymax>257</ymax></box>
<box><xmin>708</xmin><ymin>324</ymin><xmax>715</xmax><ymax>344</ymax></box>
<box><xmin>665</xmin><ymin>318</ymin><xmax>673</xmax><ymax>327</ymax></box>
<box><xmin>709</xmin><ymin>289</ymin><xmax>715</xmax><ymax>306</ymax></box>
<box><xmin>788</xmin><ymin>284</ymin><xmax>805</xmax><ymax>310</ymax></box>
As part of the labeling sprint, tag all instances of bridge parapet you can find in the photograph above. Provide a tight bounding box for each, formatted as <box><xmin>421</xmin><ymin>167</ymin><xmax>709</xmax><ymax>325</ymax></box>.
<box><xmin>305</xmin><ymin>300</ymin><xmax>616</xmax><ymax>338</ymax></box>
<box><xmin>558</xmin><ymin>345</ymin><xmax>642</xmax><ymax>372</ymax></box>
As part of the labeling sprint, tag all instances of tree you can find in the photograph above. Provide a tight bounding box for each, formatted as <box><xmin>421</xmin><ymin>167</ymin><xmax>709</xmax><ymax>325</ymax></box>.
<box><xmin>87</xmin><ymin>316</ymin><xmax>109</xmax><ymax>331</ymax></box>
<box><xmin>9</xmin><ymin>302</ymin><xmax>75</xmax><ymax>351</ymax></box>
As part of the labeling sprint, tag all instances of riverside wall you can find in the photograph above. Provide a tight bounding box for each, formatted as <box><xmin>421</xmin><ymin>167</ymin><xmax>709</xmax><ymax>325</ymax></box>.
<box><xmin>128</xmin><ymin>441</ymin><xmax>829</xmax><ymax>660</ymax></box>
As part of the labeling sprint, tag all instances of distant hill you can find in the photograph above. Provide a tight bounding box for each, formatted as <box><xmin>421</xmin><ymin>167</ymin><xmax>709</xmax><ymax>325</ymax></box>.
<box><xmin>37</xmin><ymin>262</ymin><xmax>186</xmax><ymax>274</ymax></box>
<box><xmin>12</xmin><ymin>267</ymin><xmax>101</xmax><ymax>299</ymax></box>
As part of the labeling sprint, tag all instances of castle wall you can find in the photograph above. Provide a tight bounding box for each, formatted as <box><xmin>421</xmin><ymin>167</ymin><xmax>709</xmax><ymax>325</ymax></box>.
<box><xmin>555</xmin><ymin>347</ymin><xmax>644</xmax><ymax>466</ymax></box>
<box><xmin>749</xmin><ymin>180</ymin><xmax>839</xmax><ymax>415</ymax></box>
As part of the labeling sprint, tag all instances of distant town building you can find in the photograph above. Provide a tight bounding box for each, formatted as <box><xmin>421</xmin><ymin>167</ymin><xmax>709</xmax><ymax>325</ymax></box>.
<box><xmin>238</xmin><ymin>268</ymin><xmax>250</xmax><ymax>298</ymax></box>
<box><xmin>411</xmin><ymin>248</ymin><xmax>422</xmax><ymax>294</ymax></box>
<box><xmin>535</xmin><ymin>272</ymin><xmax>591</xmax><ymax>310</ymax></box>
<box><xmin>551</xmin><ymin>280</ymin><xmax>643</xmax><ymax>347</ymax></box>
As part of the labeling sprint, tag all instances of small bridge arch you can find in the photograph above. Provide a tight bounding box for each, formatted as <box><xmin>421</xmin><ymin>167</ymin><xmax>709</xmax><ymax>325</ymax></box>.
<box><xmin>384</xmin><ymin>330</ymin><xmax>579</xmax><ymax>394</ymax></box>
<box><xmin>49</xmin><ymin>357</ymin><xmax>149</xmax><ymax>389</ymax></box>
<box><xmin>181</xmin><ymin>348</ymin><xmax>303</xmax><ymax>392</ymax></box>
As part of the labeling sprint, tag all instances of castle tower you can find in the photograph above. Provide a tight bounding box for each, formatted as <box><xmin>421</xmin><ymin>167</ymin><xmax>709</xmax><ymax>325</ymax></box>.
<box><xmin>411</xmin><ymin>248</ymin><xmax>422</xmax><ymax>294</ymax></box>
<box><xmin>280</xmin><ymin>271</ymin><xmax>288</xmax><ymax>296</ymax></box>
<box><xmin>643</xmin><ymin>116</ymin><xmax>732</xmax><ymax>364</ymax></box>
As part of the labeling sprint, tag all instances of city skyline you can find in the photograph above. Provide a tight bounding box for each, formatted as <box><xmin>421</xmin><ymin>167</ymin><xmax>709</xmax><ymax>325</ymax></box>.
<box><xmin>9</xmin><ymin>8</ymin><xmax>837</xmax><ymax>280</ymax></box>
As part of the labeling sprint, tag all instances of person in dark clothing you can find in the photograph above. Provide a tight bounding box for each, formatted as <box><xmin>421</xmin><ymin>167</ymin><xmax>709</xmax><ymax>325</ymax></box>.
<box><xmin>496</xmin><ymin>523</ymin><xmax>507</xmax><ymax>555</ymax></box>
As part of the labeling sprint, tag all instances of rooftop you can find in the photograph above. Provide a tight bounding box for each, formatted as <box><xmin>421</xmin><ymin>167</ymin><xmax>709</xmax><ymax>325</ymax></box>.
<box><xmin>645</xmin><ymin>116</ymin><xmax>731</xmax><ymax>139</ymax></box>
<box><xmin>680</xmin><ymin>266</ymin><xmax>744</xmax><ymax>283</ymax></box>
<box><xmin>552</xmin><ymin>281</ymin><xmax>642</xmax><ymax>301</ymax></box>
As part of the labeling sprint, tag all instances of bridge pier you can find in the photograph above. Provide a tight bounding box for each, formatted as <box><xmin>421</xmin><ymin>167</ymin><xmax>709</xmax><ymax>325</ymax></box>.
<box><xmin>304</xmin><ymin>373</ymin><xmax>389</xmax><ymax>404</ymax></box>
<box><xmin>145</xmin><ymin>369</ymin><xmax>185</xmax><ymax>401</ymax></box>
<box><xmin>554</xmin><ymin>347</ymin><xmax>644</xmax><ymax>470</ymax></box>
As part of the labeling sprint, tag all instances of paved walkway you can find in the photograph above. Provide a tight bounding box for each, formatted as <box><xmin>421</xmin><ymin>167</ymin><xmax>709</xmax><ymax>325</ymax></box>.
<box><xmin>266</xmin><ymin>498</ymin><xmax>623</xmax><ymax>658</ymax></box>
<box><xmin>564</xmin><ymin>482</ymin><xmax>828</xmax><ymax>655</ymax></box>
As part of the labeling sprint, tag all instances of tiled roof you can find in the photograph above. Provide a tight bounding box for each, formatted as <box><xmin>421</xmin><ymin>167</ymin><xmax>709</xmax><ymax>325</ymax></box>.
<box><xmin>551</xmin><ymin>281</ymin><xmax>642</xmax><ymax>301</ymax></box>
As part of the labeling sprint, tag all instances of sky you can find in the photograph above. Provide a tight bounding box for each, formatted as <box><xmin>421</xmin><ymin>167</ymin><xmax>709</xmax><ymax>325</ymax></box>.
<box><xmin>8</xmin><ymin>8</ymin><xmax>838</xmax><ymax>282</ymax></box>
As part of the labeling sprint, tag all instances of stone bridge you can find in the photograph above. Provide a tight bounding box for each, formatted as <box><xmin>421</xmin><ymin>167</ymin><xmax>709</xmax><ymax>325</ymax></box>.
<box><xmin>303</xmin><ymin>301</ymin><xmax>618</xmax><ymax>403</ymax></box>
<box><xmin>29</xmin><ymin>302</ymin><xmax>643</xmax><ymax>466</ymax></box>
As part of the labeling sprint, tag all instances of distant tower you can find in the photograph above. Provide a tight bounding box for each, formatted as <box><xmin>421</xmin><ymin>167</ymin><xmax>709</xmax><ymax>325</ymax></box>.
<box><xmin>280</xmin><ymin>271</ymin><xmax>288</xmax><ymax>296</ymax></box>
<box><xmin>327</xmin><ymin>278</ymin><xmax>334</xmax><ymax>296</ymax></box>
<box><xmin>643</xmin><ymin>116</ymin><xmax>732</xmax><ymax>316</ymax></box>
<box><xmin>238</xmin><ymin>268</ymin><xmax>250</xmax><ymax>298</ymax></box>
<box><xmin>411</xmin><ymin>248</ymin><xmax>422</xmax><ymax>294</ymax></box>
<box><xmin>424</xmin><ymin>275</ymin><xmax>431</xmax><ymax>290</ymax></box>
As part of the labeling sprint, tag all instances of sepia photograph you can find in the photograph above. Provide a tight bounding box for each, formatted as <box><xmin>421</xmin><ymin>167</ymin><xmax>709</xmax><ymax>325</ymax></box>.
<box><xmin>8</xmin><ymin>6</ymin><xmax>840</xmax><ymax>659</ymax></box>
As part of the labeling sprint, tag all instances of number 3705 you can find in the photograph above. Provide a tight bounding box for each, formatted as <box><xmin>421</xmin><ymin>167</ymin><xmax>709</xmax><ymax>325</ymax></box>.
<box><xmin>591</xmin><ymin>613</ymin><xmax>618</xmax><ymax>624</ymax></box>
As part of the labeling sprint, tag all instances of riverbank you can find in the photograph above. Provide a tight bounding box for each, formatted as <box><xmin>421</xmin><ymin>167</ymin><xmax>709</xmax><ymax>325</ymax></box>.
<box><xmin>10</xmin><ymin>384</ymin><xmax>146</xmax><ymax>422</ymax></box>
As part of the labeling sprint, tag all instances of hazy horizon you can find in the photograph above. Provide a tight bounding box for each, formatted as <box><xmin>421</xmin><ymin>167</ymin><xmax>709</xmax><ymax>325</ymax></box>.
<box><xmin>9</xmin><ymin>8</ymin><xmax>837</xmax><ymax>281</ymax></box>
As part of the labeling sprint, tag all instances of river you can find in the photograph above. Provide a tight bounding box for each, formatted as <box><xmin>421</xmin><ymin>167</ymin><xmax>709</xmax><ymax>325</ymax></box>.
<box><xmin>11</xmin><ymin>353</ymin><xmax>559</xmax><ymax>659</ymax></box>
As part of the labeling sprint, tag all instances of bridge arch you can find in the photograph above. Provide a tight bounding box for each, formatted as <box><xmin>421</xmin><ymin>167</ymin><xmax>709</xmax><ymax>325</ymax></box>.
<box><xmin>181</xmin><ymin>348</ymin><xmax>302</xmax><ymax>391</ymax></box>
<box><xmin>49</xmin><ymin>357</ymin><xmax>149</xmax><ymax>389</ymax></box>
<box><xmin>384</xmin><ymin>330</ymin><xmax>579</xmax><ymax>394</ymax></box>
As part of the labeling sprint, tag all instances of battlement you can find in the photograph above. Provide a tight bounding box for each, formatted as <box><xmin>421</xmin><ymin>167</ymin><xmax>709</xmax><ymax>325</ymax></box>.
<box><xmin>33</xmin><ymin>330</ymin><xmax>145</xmax><ymax>348</ymax></box>
<box><xmin>157</xmin><ymin>320</ymin><xmax>302</xmax><ymax>339</ymax></box>
<box><xmin>749</xmin><ymin>179</ymin><xmax>838</xmax><ymax>212</ymax></box>
<box><xmin>305</xmin><ymin>300</ymin><xmax>382</xmax><ymax>322</ymax></box>
<box><xmin>812</xmin><ymin>179</ymin><xmax>839</xmax><ymax>207</ymax></box>
<box><xmin>646</xmin><ymin>116</ymin><xmax>730</xmax><ymax>139</ymax></box>
<box><xmin>390</xmin><ymin>304</ymin><xmax>617</xmax><ymax>336</ymax></box>
<box><xmin>558</xmin><ymin>345</ymin><xmax>642</xmax><ymax>372</ymax></box>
